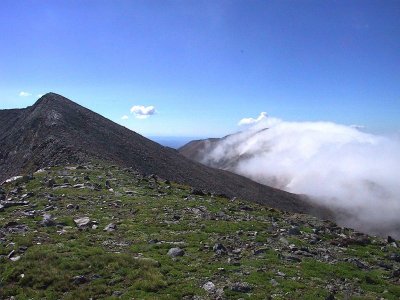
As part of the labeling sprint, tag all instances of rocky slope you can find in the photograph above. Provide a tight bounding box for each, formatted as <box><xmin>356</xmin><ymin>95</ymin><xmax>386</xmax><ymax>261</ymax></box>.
<box><xmin>0</xmin><ymin>93</ymin><xmax>330</xmax><ymax>219</ymax></box>
<box><xmin>0</xmin><ymin>164</ymin><xmax>399</xmax><ymax>299</ymax></box>
<box><xmin>178</xmin><ymin>128</ymin><xmax>268</xmax><ymax>171</ymax></box>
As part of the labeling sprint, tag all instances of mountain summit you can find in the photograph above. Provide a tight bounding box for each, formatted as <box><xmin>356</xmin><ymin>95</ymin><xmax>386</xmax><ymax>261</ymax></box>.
<box><xmin>0</xmin><ymin>93</ymin><xmax>330</xmax><ymax>218</ymax></box>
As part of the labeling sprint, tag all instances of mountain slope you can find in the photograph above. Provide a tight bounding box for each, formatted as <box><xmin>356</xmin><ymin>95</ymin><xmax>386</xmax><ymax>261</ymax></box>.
<box><xmin>178</xmin><ymin>129</ymin><xmax>269</xmax><ymax>171</ymax></box>
<box><xmin>1</xmin><ymin>164</ymin><xmax>399</xmax><ymax>299</ymax></box>
<box><xmin>0</xmin><ymin>93</ymin><xmax>330</xmax><ymax>218</ymax></box>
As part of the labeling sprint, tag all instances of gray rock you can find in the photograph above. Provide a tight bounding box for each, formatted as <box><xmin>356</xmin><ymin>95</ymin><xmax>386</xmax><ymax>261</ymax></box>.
<box><xmin>46</xmin><ymin>178</ymin><xmax>56</xmax><ymax>187</ymax></box>
<box><xmin>167</xmin><ymin>247</ymin><xmax>185</xmax><ymax>257</ymax></box>
<box><xmin>230</xmin><ymin>282</ymin><xmax>252</xmax><ymax>292</ymax></box>
<box><xmin>72</xmin><ymin>275</ymin><xmax>88</xmax><ymax>285</ymax></box>
<box><xmin>393</xmin><ymin>269</ymin><xmax>400</xmax><ymax>278</ymax></box>
<box><xmin>105</xmin><ymin>180</ymin><xmax>112</xmax><ymax>189</ymax></box>
<box><xmin>389</xmin><ymin>253</ymin><xmax>400</xmax><ymax>262</ymax></box>
<box><xmin>213</xmin><ymin>243</ymin><xmax>227</xmax><ymax>255</ymax></box>
<box><xmin>1</xmin><ymin>201</ymin><xmax>29</xmax><ymax>208</ymax></box>
<box><xmin>270</xmin><ymin>279</ymin><xmax>279</xmax><ymax>287</ymax></box>
<box><xmin>74</xmin><ymin>217</ymin><xmax>91</xmax><ymax>228</ymax></box>
<box><xmin>104</xmin><ymin>223</ymin><xmax>117</xmax><ymax>232</ymax></box>
<box><xmin>253</xmin><ymin>248</ymin><xmax>268</xmax><ymax>255</ymax></box>
<box><xmin>203</xmin><ymin>281</ymin><xmax>216</xmax><ymax>293</ymax></box>
<box><xmin>288</xmin><ymin>226</ymin><xmax>301</xmax><ymax>235</ymax></box>
<box><xmin>41</xmin><ymin>214</ymin><xmax>56</xmax><ymax>226</ymax></box>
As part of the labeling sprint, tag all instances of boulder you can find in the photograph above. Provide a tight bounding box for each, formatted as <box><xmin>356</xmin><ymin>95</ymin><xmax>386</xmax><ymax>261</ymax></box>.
<box><xmin>41</xmin><ymin>214</ymin><xmax>56</xmax><ymax>226</ymax></box>
<box><xmin>74</xmin><ymin>217</ymin><xmax>91</xmax><ymax>228</ymax></box>
<box><xmin>202</xmin><ymin>281</ymin><xmax>216</xmax><ymax>293</ymax></box>
<box><xmin>167</xmin><ymin>247</ymin><xmax>185</xmax><ymax>258</ymax></box>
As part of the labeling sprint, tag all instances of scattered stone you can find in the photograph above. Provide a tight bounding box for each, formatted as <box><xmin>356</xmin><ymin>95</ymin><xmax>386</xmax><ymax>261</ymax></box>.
<box><xmin>203</xmin><ymin>281</ymin><xmax>216</xmax><ymax>293</ymax></box>
<box><xmin>392</xmin><ymin>269</ymin><xmax>400</xmax><ymax>278</ymax></box>
<box><xmin>284</xmin><ymin>255</ymin><xmax>302</xmax><ymax>263</ymax></box>
<box><xmin>388</xmin><ymin>236</ymin><xmax>399</xmax><ymax>247</ymax></box>
<box><xmin>388</xmin><ymin>253</ymin><xmax>400</xmax><ymax>262</ymax></box>
<box><xmin>41</xmin><ymin>214</ymin><xmax>56</xmax><ymax>226</ymax></box>
<box><xmin>347</xmin><ymin>258</ymin><xmax>369</xmax><ymax>269</ymax></box>
<box><xmin>104</xmin><ymin>223</ymin><xmax>117</xmax><ymax>232</ymax></box>
<box><xmin>2</xmin><ymin>222</ymin><xmax>29</xmax><ymax>234</ymax></box>
<box><xmin>1</xmin><ymin>201</ymin><xmax>29</xmax><ymax>208</ymax></box>
<box><xmin>105</xmin><ymin>180</ymin><xmax>112</xmax><ymax>189</ymax></box>
<box><xmin>270</xmin><ymin>278</ymin><xmax>279</xmax><ymax>287</ymax></box>
<box><xmin>230</xmin><ymin>282</ymin><xmax>252</xmax><ymax>293</ymax></box>
<box><xmin>288</xmin><ymin>226</ymin><xmax>301</xmax><ymax>235</ymax></box>
<box><xmin>72</xmin><ymin>275</ymin><xmax>88</xmax><ymax>285</ymax></box>
<box><xmin>167</xmin><ymin>247</ymin><xmax>185</xmax><ymax>257</ymax></box>
<box><xmin>213</xmin><ymin>243</ymin><xmax>227</xmax><ymax>255</ymax></box>
<box><xmin>74</xmin><ymin>217</ymin><xmax>91</xmax><ymax>228</ymax></box>
<box><xmin>47</xmin><ymin>178</ymin><xmax>56</xmax><ymax>187</ymax></box>
<box><xmin>7</xmin><ymin>250</ymin><xmax>16</xmax><ymax>259</ymax></box>
<box><xmin>10</xmin><ymin>255</ymin><xmax>21</xmax><ymax>262</ymax></box>
<box><xmin>378</xmin><ymin>261</ymin><xmax>393</xmax><ymax>270</ymax></box>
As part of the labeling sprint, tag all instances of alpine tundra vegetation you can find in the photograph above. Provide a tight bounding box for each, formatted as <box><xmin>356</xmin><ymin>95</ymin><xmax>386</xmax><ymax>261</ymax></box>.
<box><xmin>0</xmin><ymin>164</ymin><xmax>399</xmax><ymax>299</ymax></box>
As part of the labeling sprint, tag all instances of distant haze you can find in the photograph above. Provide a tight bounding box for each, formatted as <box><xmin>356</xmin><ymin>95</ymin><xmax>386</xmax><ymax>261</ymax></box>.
<box><xmin>197</xmin><ymin>115</ymin><xmax>400</xmax><ymax>237</ymax></box>
<box><xmin>149</xmin><ymin>136</ymin><xmax>203</xmax><ymax>149</ymax></box>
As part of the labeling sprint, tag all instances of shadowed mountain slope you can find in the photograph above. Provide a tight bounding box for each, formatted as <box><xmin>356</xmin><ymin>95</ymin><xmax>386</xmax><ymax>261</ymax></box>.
<box><xmin>0</xmin><ymin>93</ymin><xmax>331</xmax><ymax>218</ymax></box>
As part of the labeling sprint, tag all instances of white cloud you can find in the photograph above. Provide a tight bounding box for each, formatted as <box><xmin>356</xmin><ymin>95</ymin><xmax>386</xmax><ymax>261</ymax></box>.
<box><xmin>37</xmin><ymin>94</ymin><xmax>44</xmax><ymax>98</ymax></box>
<box><xmin>200</xmin><ymin>114</ymin><xmax>400</xmax><ymax>237</ymax></box>
<box><xmin>238</xmin><ymin>112</ymin><xmax>267</xmax><ymax>125</ymax></box>
<box><xmin>121</xmin><ymin>115</ymin><xmax>129</xmax><ymax>120</ymax></box>
<box><xmin>130</xmin><ymin>105</ymin><xmax>156</xmax><ymax>119</ymax></box>
<box><xmin>19</xmin><ymin>91</ymin><xmax>31</xmax><ymax>97</ymax></box>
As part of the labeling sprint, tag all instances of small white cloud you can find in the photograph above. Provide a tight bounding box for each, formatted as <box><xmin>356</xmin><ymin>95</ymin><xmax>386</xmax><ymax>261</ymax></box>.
<box><xmin>19</xmin><ymin>91</ymin><xmax>31</xmax><ymax>97</ymax></box>
<box><xmin>121</xmin><ymin>115</ymin><xmax>129</xmax><ymax>120</ymax></box>
<box><xmin>37</xmin><ymin>94</ymin><xmax>44</xmax><ymax>98</ymax></box>
<box><xmin>130</xmin><ymin>105</ymin><xmax>156</xmax><ymax>119</ymax></box>
<box><xmin>238</xmin><ymin>112</ymin><xmax>267</xmax><ymax>126</ymax></box>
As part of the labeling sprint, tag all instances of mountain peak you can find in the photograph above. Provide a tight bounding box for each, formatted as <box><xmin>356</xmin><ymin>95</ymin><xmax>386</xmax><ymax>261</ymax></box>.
<box><xmin>34</xmin><ymin>92</ymin><xmax>77</xmax><ymax>108</ymax></box>
<box><xmin>0</xmin><ymin>93</ymin><xmax>332</xmax><ymax>219</ymax></box>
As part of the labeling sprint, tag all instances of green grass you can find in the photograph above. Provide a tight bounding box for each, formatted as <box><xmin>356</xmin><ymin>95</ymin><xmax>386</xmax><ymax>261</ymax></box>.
<box><xmin>0</xmin><ymin>163</ymin><xmax>399</xmax><ymax>299</ymax></box>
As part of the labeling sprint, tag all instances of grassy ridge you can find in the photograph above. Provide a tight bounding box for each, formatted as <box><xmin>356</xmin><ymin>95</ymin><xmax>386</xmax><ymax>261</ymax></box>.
<box><xmin>0</xmin><ymin>164</ymin><xmax>399</xmax><ymax>299</ymax></box>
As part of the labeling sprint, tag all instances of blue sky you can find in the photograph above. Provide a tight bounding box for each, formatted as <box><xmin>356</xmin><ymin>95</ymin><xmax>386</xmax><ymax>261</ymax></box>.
<box><xmin>0</xmin><ymin>0</ymin><xmax>399</xmax><ymax>137</ymax></box>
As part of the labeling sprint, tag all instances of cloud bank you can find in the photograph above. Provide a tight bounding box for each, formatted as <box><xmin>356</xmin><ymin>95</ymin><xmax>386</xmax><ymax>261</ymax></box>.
<box><xmin>130</xmin><ymin>105</ymin><xmax>156</xmax><ymax>119</ymax></box>
<box><xmin>202</xmin><ymin>114</ymin><xmax>400</xmax><ymax>236</ymax></box>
